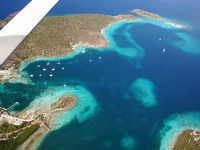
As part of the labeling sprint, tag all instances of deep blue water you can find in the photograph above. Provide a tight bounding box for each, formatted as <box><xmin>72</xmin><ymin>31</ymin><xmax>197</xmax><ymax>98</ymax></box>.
<box><xmin>36</xmin><ymin>23</ymin><xmax>200</xmax><ymax>150</ymax></box>
<box><xmin>1</xmin><ymin>0</ymin><xmax>200</xmax><ymax>37</ymax></box>
<box><xmin>1</xmin><ymin>0</ymin><xmax>200</xmax><ymax>150</ymax></box>
<box><xmin>1</xmin><ymin>0</ymin><xmax>200</xmax><ymax>21</ymax></box>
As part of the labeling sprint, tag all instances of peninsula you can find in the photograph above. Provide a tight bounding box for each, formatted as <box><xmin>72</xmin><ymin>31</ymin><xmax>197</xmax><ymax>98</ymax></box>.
<box><xmin>0</xmin><ymin>95</ymin><xmax>77</xmax><ymax>150</ymax></box>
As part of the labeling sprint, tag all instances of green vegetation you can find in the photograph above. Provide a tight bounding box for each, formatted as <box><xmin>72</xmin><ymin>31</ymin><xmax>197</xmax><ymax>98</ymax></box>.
<box><xmin>0</xmin><ymin>13</ymin><xmax>136</xmax><ymax>69</ymax></box>
<box><xmin>173</xmin><ymin>130</ymin><xmax>200</xmax><ymax>150</ymax></box>
<box><xmin>0</xmin><ymin>124</ymin><xmax>39</xmax><ymax>150</ymax></box>
<box><xmin>0</xmin><ymin>122</ymin><xmax>30</xmax><ymax>134</ymax></box>
<box><xmin>1</xmin><ymin>14</ymin><xmax>116</xmax><ymax>69</ymax></box>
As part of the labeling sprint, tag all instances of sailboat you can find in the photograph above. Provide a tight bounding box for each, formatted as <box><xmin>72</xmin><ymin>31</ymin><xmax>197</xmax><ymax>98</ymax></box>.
<box><xmin>30</xmin><ymin>73</ymin><xmax>34</xmax><ymax>77</ymax></box>
<box><xmin>49</xmin><ymin>73</ymin><xmax>53</xmax><ymax>77</ymax></box>
<box><xmin>163</xmin><ymin>48</ymin><xmax>166</xmax><ymax>52</ymax></box>
<box><xmin>52</xmin><ymin>67</ymin><xmax>55</xmax><ymax>71</ymax></box>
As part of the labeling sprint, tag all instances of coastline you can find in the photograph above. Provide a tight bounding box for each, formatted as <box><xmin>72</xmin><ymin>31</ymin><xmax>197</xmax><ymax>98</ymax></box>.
<box><xmin>14</xmin><ymin>84</ymin><xmax>99</xmax><ymax>150</ymax></box>
<box><xmin>9</xmin><ymin>81</ymin><xmax>99</xmax><ymax>150</ymax></box>
<box><xmin>16</xmin><ymin>127</ymin><xmax>48</xmax><ymax>150</ymax></box>
<box><xmin>0</xmin><ymin>91</ymin><xmax>78</xmax><ymax>150</ymax></box>
<box><xmin>170</xmin><ymin>130</ymin><xmax>185</xmax><ymax>150</ymax></box>
<box><xmin>0</xmin><ymin>9</ymin><xmax>190</xmax><ymax>149</ymax></box>
<box><xmin>169</xmin><ymin>130</ymin><xmax>186</xmax><ymax>150</ymax></box>
<box><xmin>159</xmin><ymin>112</ymin><xmax>200</xmax><ymax>150</ymax></box>
<box><xmin>0</xmin><ymin>11</ymin><xmax>186</xmax><ymax>75</ymax></box>
<box><xmin>131</xmin><ymin>9</ymin><xmax>186</xmax><ymax>29</ymax></box>
<box><xmin>171</xmin><ymin>129</ymin><xmax>200</xmax><ymax>150</ymax></box>
<box><xmin>1</xmin><ymin>14</ymin><xmax>135</xmax><ymax>71</ymax></box>
<box><xmin>0</xmin><ymin>14</ymin><xmax>136</xmax><ymax>83</ymax></box>
<box><xmin>16</xmin><ymin>95</ymin><xmax>78</xmax><ymax>150</ymax></box>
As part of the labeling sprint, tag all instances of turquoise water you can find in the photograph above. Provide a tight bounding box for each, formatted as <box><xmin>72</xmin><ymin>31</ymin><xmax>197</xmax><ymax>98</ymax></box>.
<box><xmin>38</xmin><ymin>20</ymin><xmax>200</xmax><ymax>150</ymax></box>
<box><xmin>1</xmin><ymin>0</ymin><xmax>200</xmax><ymax>149</ymax></box>
<box><xmin>1</xmin><ymin>18</ymin><xmax>200</xmax><ymax>149</ymax></box>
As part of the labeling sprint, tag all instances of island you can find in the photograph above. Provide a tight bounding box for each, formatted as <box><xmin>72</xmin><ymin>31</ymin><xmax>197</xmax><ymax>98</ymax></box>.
<box><xmin>130</xmin><ymin>9</ymin><xmax>186</xmax><ymax>29</ymax></box>
<box><xmin>130</xmin><ymin>9</ymin><xmax>161</xmax><ymax>20</ymax></box>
